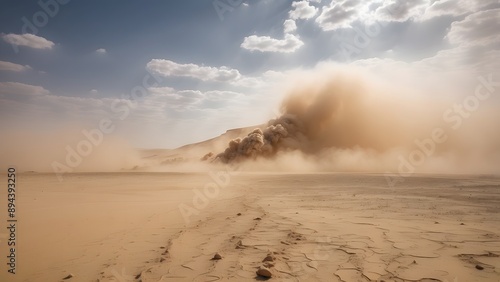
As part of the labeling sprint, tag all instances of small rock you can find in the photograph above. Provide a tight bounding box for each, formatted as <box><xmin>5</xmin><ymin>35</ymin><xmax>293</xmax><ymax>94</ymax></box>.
<box><xmin>460</xmin><ymin>223</ymin><xmax>465</xmax><ymax>225</ymax></box>
<box><xmin>412</xmin><ymin>260</ymin><xmax>417</xmax><ymax>264</ymax></box>
<box><xmin>434</xmin><ymin>221</ymin><xmax>439</xmax><ymax>224</ymax></box>
<box><xmin>262</xmin><ymin>254</ymin><xmax>275</xmax><ymax>262</ymax></box>
<box><xmin>237</xmin><ymin>213</ymin><xmax>242</xmax><ymax>216</ymax></box>
<box><xmin>62</xmin><ymin>274</ymin><xmax>74</xmax><ymax>280</ymax></box>
<box><xmin>256</xmin><ymin>266</ymin><xmax>272</xmax><ymax>278</ymax></box>
<box><xmin>254</xmin><ymin>217</ymin><xmax>262</xmax><ymax>220</ymax></box>
<box><xmin>476</xmin><ymin>264</ymin><xmax>484</xmax><ymax>270</ymax></box>
<box><xmin>212</xmin><ymin>253</ymin><xmax>222</xmax><ymax>260</ymax></box>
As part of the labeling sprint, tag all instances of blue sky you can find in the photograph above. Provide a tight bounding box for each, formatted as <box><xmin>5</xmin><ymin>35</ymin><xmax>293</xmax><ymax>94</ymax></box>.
<box><xmin>1</xmin><ymin>0</ymin><xmax>499</xmax><ymax>148</ymax></box>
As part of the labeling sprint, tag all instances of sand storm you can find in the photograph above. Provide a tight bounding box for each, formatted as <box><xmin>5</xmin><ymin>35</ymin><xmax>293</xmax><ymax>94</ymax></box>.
<box><xmin>212</xmin><ymin>67</ymin><xmax>500</xmax><ymax>175</ymax></box>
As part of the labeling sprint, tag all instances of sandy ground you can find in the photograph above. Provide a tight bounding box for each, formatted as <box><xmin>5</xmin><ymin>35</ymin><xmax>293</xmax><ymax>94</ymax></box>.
<box><xmin>1</xmin><ymin>172</ymin><xmax>500</xmax><ymax>282</ymax></box>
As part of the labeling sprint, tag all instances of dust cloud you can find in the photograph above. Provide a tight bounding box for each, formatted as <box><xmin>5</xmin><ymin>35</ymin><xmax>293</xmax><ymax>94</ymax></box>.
<box><xmin>212</xmin><ymin>67</ymin><xmax>500</xmax><ymax>174</ymax></box>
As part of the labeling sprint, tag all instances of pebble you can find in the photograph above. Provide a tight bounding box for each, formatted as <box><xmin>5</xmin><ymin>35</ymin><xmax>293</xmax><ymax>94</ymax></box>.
<box><xmin>256</xmin><ymin>266</ymin><xmax>272</xmax><ymax>278</ymax></box>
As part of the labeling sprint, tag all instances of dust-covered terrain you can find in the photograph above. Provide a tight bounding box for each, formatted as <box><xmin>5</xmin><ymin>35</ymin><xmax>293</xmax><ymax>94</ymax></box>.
<box><xmin>2</xmin><ymin>172</ymin><xmax>499</xmax><ymax>282</ymax></box>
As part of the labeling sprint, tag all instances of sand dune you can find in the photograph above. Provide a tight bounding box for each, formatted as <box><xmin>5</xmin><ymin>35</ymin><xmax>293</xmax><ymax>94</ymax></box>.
<box><xmin>2</xmin><ymin>172</ymin><xmax>499</xmax><ymax>281</ymax></box>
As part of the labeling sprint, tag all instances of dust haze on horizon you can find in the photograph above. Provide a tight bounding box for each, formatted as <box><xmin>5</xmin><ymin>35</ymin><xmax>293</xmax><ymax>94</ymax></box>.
<box><xmin>1</xmin><ymin>65</ymin><xmax>499</xmax><ymax>176</ymax></box>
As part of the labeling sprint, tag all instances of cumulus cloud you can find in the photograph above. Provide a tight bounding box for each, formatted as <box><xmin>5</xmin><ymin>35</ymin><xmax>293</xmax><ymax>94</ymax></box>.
<box><xmin>315</xmin><ymin>0</ymin><xmax>362</xmax><ymax>31</ymax></box>
<box><xmin>314</xmin><ymin>0</ymin><xmax>496</xmax><ymax>31</ymax></box>
<box><xmin>284</xmin><ymin>19</ymin><xmax>297</xmax><ymax>33</ymax></box>
<box><xmin>241</xmin><ymin>34</ymin><xmax>304</xmax><ymax>53</ymax></box>
<box><xmin>374</xmin><ymin>0</ymin><xmax>429</xmax><ymax>22</ymax></box>
<box><xmin>350</xmin><ymin>6</ymin><xmax>500</xmax><ymax>77</ymax></box>
<box><xmin>146</xmin><ymin>59</ymin><xmax>274</xmax><ymax>88</ymax></box>
<box><xmin>0</xmin><ymin>60</ymin><xmax>31</xmax><ymax>72</ymax></box>
<box><xmin>422</xmin><ymin>0</ymin><xmax>499</xmax><ymax>20</ymax></box>
<box><xmin>289</xmin><ymin>0</ymin><xmax>318</xmax><ymax>20</ymax></box>
<box><xmin>95</xmin><ymin>48</ymin><xmax>107</xmax><ymax>54</ymax></box>
<box><xmin>418</xmin><ymin>8</ymin><xmax>500</xmax><ymax>75</ymax></box>
<box><xmin>2</xmin><ymin>33</ymin><xmax>54</xmax><ymax>49</ymax></box>
<box><xmin>446</xmin><ymin>8</ymin><xmax>500</xmax><ymax>47</ymax></box>
<box><xmin>147</xmin><ymin>59</ymin><xmax>242</xmax><ymax>82</ymax></box>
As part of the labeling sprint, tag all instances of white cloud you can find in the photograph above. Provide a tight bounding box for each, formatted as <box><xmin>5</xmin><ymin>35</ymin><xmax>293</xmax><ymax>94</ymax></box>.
<box><xmin>241</xmin><ymin>34</ymin><xmax>304</xmax><ymax>53</ymax></box>
<box><xmin>284</xmin><ymin>19</ymin><xmax>297</xmax><ymax>33</ymax></box>
<box><xmin>421</xmin><ymin>0</ymin><xmax>499</xmax><ymax>20</ymax></box>
<box><xmin>374</xmin><ymin>0</ymin><xmax>429</xmax><ymax>22</ymax></box>
<box><xmin>420</xmin><ymin>8</ymin><xmax>500</xmax><ymax>75</ymax></box>
<box><xmin>89</xmin><ymin>89</ymin><xmax>99</xmax><ymax>95</ymax></box>
<box><xmin>446</xmin><ymin>8</ymin><xmax>500</xmax><ymax>47</ymax></box>
<box><xmin>0</xmin><ymin>82</ymin><xmax>49</xmax><ymax>98</ymax></box>
<box><xmin>95</xmin><ymin>48</ymin><xmax>107</xmax><ymax>54</ymax></box>
<box><xmin>147</xmin><ymin>59</ymin><xmax>242</xmax><ymax>82</ymax></box>
<box><xmin>146</xmin><ymin>59</ymin><xmax>273</xmax><ymax>88</ymax></box>
<box><xmin>0</xmin><ymin>61</ymin><xmax>31</xmax><ymax>72</ymax></box>
<box><xmin>315</xmin><ymin>0</ymin><xmax>362</xmax><ymax>31</ymax></box>
<box><xmin>289</xmin><ymin>0</ymin><xmax>319</xmax><ymax>20</ymax></box>
<box><xmin>315</xmin><ymin>0</ymin><xmax>477</xmax><ymax>31</ymax></box>
<box><xmin>1</xmin><ymin>33</ymin><xmax>54</xmax><ymax>50</ymax></box>
<box><xmin>350</xmin><ymin>7</ymin><xmax>500</xmax><ymax>77</ymax></box>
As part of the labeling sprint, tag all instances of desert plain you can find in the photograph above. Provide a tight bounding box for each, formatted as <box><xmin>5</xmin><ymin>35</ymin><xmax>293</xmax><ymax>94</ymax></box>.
<box><xmin>1</xmin><ymin>171</ymin><xmax>499</xmax><ymax>282</ymax></box>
